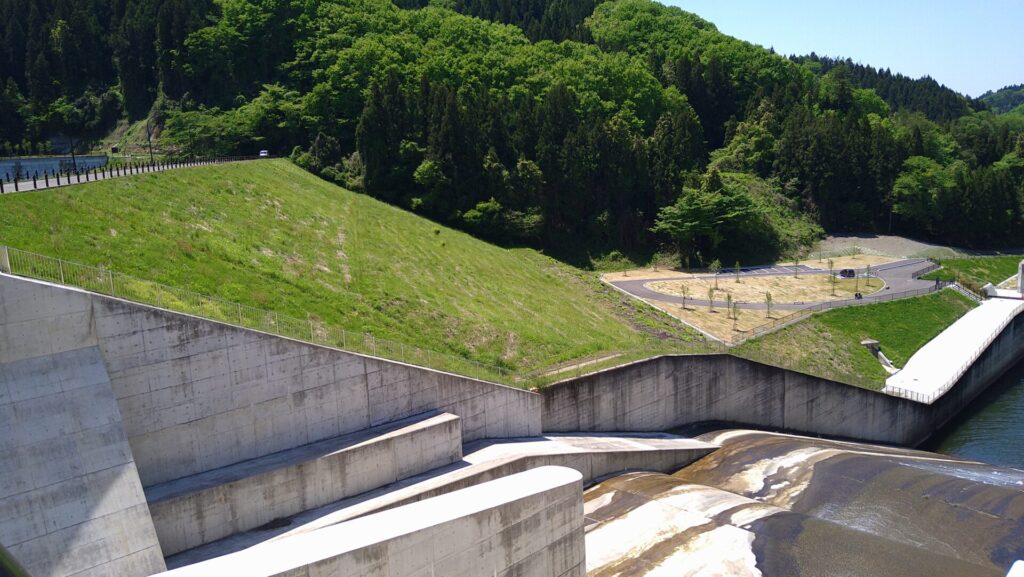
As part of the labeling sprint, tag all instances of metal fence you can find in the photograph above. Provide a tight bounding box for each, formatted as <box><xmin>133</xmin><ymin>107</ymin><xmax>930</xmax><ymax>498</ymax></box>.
<box><xmin>719</xmin><ymin>260</ymin><xmax>977</xmax><ymax>346</ymax></box>
<box><xmin>884</xmin><ymin>299</ymin><xmax>1015</xmax><ymax>404</ymax></box>
<box><xmin>0</xmin><ymin>156</ymin><xmax>267</xmax><ymax>194</ymax></box>
<box><xmin>0</xmin><ymin>244</ymin><xmax>993</xmax><ymax>394</ymax></box>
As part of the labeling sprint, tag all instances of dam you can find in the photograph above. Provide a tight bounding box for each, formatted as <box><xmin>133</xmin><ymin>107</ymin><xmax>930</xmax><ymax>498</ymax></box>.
<box><xmin>3</xmin><ymin>270</ymin><xmax>1024</xmax><ymax>576</ymax></box>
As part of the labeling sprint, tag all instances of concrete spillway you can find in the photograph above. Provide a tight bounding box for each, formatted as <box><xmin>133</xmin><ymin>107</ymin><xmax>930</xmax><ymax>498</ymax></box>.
<box><xmin>584</xmin><ymin>430</ymin><xmax>1024</xmax><ymax>577</ymax></box>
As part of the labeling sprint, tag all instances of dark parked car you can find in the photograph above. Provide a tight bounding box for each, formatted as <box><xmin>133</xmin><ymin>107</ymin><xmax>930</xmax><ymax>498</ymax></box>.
<box><xmin>839</xmin><ymin>269</ymin><xmax>856</xmax><ymax>278</ymax></box>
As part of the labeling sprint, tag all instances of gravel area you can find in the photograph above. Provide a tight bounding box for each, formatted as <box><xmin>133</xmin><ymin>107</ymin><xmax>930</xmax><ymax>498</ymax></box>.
<box><xmin>814</xmin><ymin>234</ymin><xmax>969</xmax><ymax>258</ymax></box>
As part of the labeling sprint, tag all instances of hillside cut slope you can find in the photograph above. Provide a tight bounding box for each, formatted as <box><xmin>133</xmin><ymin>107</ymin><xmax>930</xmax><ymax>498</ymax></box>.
<box><xmin>0</xmin><ymin>159</ymin><xmax>702</xmax><ymax>373</ymax></box>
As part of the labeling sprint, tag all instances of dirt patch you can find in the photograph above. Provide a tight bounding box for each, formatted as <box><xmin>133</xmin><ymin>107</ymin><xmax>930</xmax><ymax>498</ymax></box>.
<box><xmin>646</xmin><ymin>275</ymin><xmax>884</xmax><ymax>305</ymax></box>
<box><xmin>645</xmin><ymin>299</ymin><xmax>779</xmax><ymax>341</ymax></box>
<box><xmin>335</xmin><ymin>230</ymin><xmax>353</xmax><ymax>284</ymax></box>
<box><xmin>603</xmin><ymin>269</ymin><xmax>698</xmax><ymax>282</ymax></box>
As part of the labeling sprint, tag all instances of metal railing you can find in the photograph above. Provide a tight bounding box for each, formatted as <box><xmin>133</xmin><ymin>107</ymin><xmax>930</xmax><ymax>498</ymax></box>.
<box><xmin>884</xmin><ymin>299</ymin><xmax>1019</xmax><ymax>404</ymax></box>
<box><xmin>0</xmin><ymin>245</ymin><xmax>723</xmax><ymax>388</ymax></box>
<box><xmin>723</xmin><ymin>284</ymin><xmax>950</xmax><ymax>345</ymax></box>
<box><xmin>0</xmin><ymin>244</ymin><xmax>997</xmax><ymax>394</ymax></box>
<box><xmin>0</xmin><ymin>156</ymin><xmax>268</xmax><ymax>194</ymax></box>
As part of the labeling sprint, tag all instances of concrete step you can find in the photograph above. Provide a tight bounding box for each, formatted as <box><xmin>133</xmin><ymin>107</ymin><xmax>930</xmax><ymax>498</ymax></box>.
<box><xmin>145</xmin><ymin>411</ymin><xmax>462</xmax><ymax>556</ymax></box>
<box><xmin>166</xmin><ymin>432</ymin><xmax>717</xmax><ymax>568</ymax></box>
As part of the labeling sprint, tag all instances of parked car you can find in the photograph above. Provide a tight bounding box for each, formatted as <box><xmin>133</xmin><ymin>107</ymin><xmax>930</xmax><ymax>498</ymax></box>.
<box><xmin>839</xmin><ymin>268</ymin><xmax>856</xmax><ymax>278</ymax></box>
<box><xmin>259</xmin><ymin>150</ymin><xmax>270</xmax><ymax>158</ymax></box>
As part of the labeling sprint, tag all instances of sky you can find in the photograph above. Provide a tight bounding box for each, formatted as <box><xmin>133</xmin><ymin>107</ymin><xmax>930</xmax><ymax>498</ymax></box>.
<box><xmin>663</xmin><ymin>0</ymin><xmax>1024</xmax><ymax>97</ymax></box>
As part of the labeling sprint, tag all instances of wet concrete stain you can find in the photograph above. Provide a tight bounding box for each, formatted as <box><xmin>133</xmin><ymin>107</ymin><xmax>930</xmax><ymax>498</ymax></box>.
<box><xmin>585</xmin><ymin>430</ymin><xmax>1024</xmax><ymax>576</ymax></box>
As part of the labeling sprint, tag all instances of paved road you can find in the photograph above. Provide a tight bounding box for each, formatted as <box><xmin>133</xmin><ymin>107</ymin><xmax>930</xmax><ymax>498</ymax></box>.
<box><xmin>0</xmin><ymin>159</ymin><xmax>239</xmax><ymax>194</ymax></box>
<box><xmin>609</xmin><ymin>258</ymin><xmax>937</xmax><ymax>311</ymax></box>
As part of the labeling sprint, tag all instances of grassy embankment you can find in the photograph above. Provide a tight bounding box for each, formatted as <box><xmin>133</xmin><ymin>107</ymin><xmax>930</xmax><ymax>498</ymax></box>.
<box><xmin>0</xmin><ymin>159</ymin><xmax>706</xmax><ymax>383</ymax></box>
<box><xmin>734</xmin><ymin>290</ymin><xmax>978</xmax><ymax>389</ymax></box>
<box><xmin>921</xmin><ymin>255</ymin><xmax>1023</xmax><ymax>292</ymax></box>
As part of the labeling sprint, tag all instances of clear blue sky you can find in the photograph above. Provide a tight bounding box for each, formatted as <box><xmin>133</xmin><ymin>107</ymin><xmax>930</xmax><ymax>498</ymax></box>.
<box><xmin>662</xmin><ymin>0</ymin><xmax>1024</xmax><ymax>97</ymax></box>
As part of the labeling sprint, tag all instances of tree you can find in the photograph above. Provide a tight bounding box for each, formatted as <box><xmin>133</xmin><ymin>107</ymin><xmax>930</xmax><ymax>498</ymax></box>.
<box><xmin>651</xmin><ymin>168</ymin><xmax>756</xmax><ymax>264</ymax></box>
<box><xmin>828</xmin><ymin>259</ymin><xmax>836</xmax><ymax>296</ymax></box>
<box><xmin>707</xmin><ymin>287</ymin><xmax>715</xmax><ymax>312</ymax></box>
<box><xmin>709</xmin><ymin>259</ymin><xmax>722</xmax><ymax>289</ymax></box>
<box><xmin>725</xmin><ymin>293</ymin><xmax>733</xmax><ymax>319</ymax></box>
<box><xmin>734</xmin><ymin>261</ymin><xmax>741</xmax><ymax>283</ymax></box>
<box><xmin>765</xmin><ymin>291</ymin><xmax>773</xmax><ymax>318</ymax></box>
<box><xmin>680</xmin><ymin>283</ymin><xmax>689</xmax><ymax>310</ymax></box>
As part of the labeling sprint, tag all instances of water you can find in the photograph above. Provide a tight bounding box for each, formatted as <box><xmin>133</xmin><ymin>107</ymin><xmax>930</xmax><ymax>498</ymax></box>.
<box><xmin>929</xmin><ymin>359</ymin><xmax>1024</xmax><ymax>469</ymax></box>
<box><xmin>0</xmin><ymin>155</ymin><xmax>109</xmax><ymax>180</ymax></box>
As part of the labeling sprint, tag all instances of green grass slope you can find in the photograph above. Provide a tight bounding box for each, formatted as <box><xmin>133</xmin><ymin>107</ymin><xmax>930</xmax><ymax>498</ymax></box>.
<box><xmin>734</xmin><ymin>290</ymin><xmax>978</xmax><ymax>389</ymax></box>
<box><xmin>0</xmin><ymin>159</ymin><xmax>704</xmax><ymax>374</ymax></box>
<box><xmin>921</xmin><ymin>255</ymin><xmax>1023</xmax><ymax>291</ymax></box>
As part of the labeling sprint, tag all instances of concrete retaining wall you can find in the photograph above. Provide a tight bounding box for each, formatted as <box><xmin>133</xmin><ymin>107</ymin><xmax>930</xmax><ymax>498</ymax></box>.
<box><xmin>157</xmin><ymin>466</ymin><xmax>586</xmax><ymax>577</ymax></box>
<box><xmin>147</xmin><ymin>412</ymin><xmax>463</xmax><ymax>556</ymax></box>
<box><xmin>0</xmin><ymin>277</ymin><xmax>166</xmax><ymax>577</ymax></box>
<box><xmin>0</xmin><ymin>274</ymin><xmax>541</xmax><ymax>488</ymax></box>
<box><xmin>543</xmin><ymin>307</ymin><xmax>1024</xmax><ymax>447</ymax></box>
<box><xmin>91</xmin><ymin>293</ymin><xmax>540</xmax><ymax>486</ymax></box>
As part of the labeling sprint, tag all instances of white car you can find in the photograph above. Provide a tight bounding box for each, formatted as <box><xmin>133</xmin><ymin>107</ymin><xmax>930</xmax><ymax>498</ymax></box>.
<box><xmin>259</xmin><ymin>150</ymin><xmax>269</xmax><ymax>158</ymax></box>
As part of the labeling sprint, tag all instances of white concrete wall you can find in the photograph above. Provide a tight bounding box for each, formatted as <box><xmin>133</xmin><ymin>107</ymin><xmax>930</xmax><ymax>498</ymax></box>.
<box><xmin>90</xmin><ymin>293</ymin><xmax>540</xmax><ymax>486</ymax></box>
<box><xmin>148</xmin><ymin>412</ymin><xmax>463</xmax><ymax>556</ymax></box>
<box><xmin>156</xmin><ymin>466</ymin><xmax>586</xmax><ymax>577</ymax></box>
<box><xmin>0</xmin><ymin>276</ymin><xmax>166</xmax><ymax>577</ymax></box>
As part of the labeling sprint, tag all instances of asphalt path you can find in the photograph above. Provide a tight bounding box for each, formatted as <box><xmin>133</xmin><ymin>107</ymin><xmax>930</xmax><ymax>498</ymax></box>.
<box><xmin>0</xmin><ymin>159</ymin><xmax>236</xmax><ymax>194</ymax></box>
<box><xmin>609</xmin><ymin>258</ymin><xmax>937</xmax><ymax>311</ymax></box>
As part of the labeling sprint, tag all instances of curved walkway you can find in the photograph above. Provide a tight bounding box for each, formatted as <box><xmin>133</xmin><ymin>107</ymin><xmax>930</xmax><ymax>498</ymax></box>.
<box><xmin>884</xmin><ymin>296</ymin><xmax>1024</xmax><ymax>403</ymax></box>
<box><xmin>608</xmin><ymin>258</ymin><xmax>936</xmax><ymax>311</ymax></box>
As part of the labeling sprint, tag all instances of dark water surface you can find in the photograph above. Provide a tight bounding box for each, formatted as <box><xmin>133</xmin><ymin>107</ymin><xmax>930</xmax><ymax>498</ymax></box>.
<box><xmin>0</xmin><ymin>155</ymin><xmax>108</xmax><ymax>179</ymax></box>
<box><xmin>928</xmin><ymin>359</ymin><xmax>1024</xmax><ymax>469</ymax></box>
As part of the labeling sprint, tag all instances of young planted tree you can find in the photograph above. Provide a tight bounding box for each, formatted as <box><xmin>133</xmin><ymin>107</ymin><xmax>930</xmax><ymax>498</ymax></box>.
<box><xmin>734</xmin><ymin>260</ymin><xmax>741</xmax><ymax>283</ymax></box>
<box><xmin>866</xmin><ymin>264</ymin><xmax>873</xmax><ymax>290</ymax></box>
<box><xmin>765</xmin><ymin>291</ymin><xmax>773</xmax><ymax>318</ymax></box>
<box><xmin>707</xmin><ymin>287</ymin><xmax>715</xmax><ymax>312</ymax></box>
<box><xmin>725</xmin><ymin>293</ymin><xmax>733</xmax><ymax>318</ymax></box>
<box><xmin>732</xmin><ymin>302</ymin><xmax>740</xmax><ymax>332</ymax></box>
<box><xmin>828</xmin><ymin>258</ymin><xmax>836</xmax><ymax>296</ymax></box>
<box><xmin>709</xmin><ymin>259</ymin><xmax>722</xmax><ymax>289</ymax></box>
<box><xmin>793</xmin><ymin>256</ymin><xmax>800</xmax><ymax>278</ymax></box>
<box><xmin>681</xmin><ymin>284</ymin><xmax>690</xmax><ymax>310</ymax></box>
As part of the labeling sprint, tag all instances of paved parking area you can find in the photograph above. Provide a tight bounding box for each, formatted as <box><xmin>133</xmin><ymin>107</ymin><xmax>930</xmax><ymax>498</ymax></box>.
<box><xmin>608</xmin><ymin>259</ymin><xmax>937</xmax><ymax>311</ymax></box>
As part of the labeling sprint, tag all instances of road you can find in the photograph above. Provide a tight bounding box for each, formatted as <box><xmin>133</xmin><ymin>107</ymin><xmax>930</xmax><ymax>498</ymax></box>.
<box><xmin>608</xmin><ymin>259</ymin><xmax>938</xmax><ymax>311</ymax></box>
<box><xmin>0</xmin><ymin>158</ymin><xmax>239</xmax><ymax>194</ymax></box>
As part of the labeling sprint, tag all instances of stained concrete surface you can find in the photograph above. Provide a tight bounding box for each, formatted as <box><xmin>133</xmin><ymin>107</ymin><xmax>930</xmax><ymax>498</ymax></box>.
<box><xmin>147</xmin><ymin>412</ymin><xmax>463</xmax><ymax>556</ymax></box>
<box><xmin>165</xmin><ymin>433</ymin><xmax>715</xmax><ymax>568</ymax></box>
<box><xmin>154</xmin><ymin>466</ymin><xmax>586</xmax><ymax>577</ymax></box>
<box><xmin>0</xmin><ymin>277</ymin><xmax>166</xmax><ymax>577</ymax></box>
<box><xmin>585</xmin><ymin>430</ymin><xmax>1024</xmax><ymax>576</ymax></box>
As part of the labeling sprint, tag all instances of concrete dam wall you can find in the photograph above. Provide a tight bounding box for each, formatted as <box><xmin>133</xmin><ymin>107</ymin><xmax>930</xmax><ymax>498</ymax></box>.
<box><xmin>542</xmin><ymin>307</ymin><xmax>1024</xmax><ymax>448</ymax></box>
<box><xmin>4</xmin><ymin>271</ymin><xmax>1024</xmax><ymax>577</ymax></box>
<box><xmin>0</xmin><ymin>274</ymin><xmax>541</xmax><ymax>577</ymax></box>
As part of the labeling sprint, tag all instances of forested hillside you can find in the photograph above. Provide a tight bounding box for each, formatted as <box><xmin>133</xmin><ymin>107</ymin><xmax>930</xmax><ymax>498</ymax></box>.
<box><xmin>2</xmin><ymin>0</ymin><xmax>1023</xmax><ymax>261</ymax></box>
<box><xmin>982</xmin><ymin>85</ymin><xmax>1024</xmax><ymax>114</ymax></box>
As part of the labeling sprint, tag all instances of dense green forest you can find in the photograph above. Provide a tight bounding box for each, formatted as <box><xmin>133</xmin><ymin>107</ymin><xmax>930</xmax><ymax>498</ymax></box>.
<box><xmin>982</xmin><ymin>85</ymin><xmax>1024</xmax><ymax>114</ymax></box>
<box><xmin>1</xmin><ymin>0</ymin><xmax>1023</xmax><ymax>263</ymax></box>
